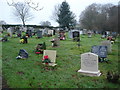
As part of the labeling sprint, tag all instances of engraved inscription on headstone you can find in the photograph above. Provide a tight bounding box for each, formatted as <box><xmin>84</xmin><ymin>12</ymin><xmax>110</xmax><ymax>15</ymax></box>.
<box><xmin>78</xmin><ymin>52</ymin><xmax>101</xmax><ymax>76</ymax></box>
<box><xmin>91</xmin><ymin>45</ymin><xmax>107</xmax><ymax>58</ymax></box>
<box><xmin>99</xmin><ymin>46</ymin><xmax>107</xmax><ymax>58</ymax></box>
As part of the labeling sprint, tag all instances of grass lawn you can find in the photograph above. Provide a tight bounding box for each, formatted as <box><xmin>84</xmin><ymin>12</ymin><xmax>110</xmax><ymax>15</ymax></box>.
<box><xmin>1</xmin><ymin>32</ymin><xmax>120</xmax><ymax>88</ymax></box>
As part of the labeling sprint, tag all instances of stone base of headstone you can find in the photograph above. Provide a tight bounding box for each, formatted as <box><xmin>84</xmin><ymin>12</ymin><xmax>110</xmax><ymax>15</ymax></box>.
<box><xmin>78</xmin><ymin>69</ymin><xmax>101</xmax><ymax>76</ymax></box>
<box><xmin>43</xmin><ymin>63</ymin><xmax>57</xmax><ymax>67</ymax></box>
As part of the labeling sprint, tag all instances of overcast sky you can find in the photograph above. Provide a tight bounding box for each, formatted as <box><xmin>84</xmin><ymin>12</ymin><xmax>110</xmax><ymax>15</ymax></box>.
<box><xmin>0</xmin><ymin>0</ymin><xmax>119</xmax><ymax>26</ymax></box>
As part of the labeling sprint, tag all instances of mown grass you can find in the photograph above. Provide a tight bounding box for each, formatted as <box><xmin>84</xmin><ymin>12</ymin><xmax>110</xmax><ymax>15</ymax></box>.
<box><xmin>1</xmin><ymin>32</ymin><xmax>120</xmax><ymax>88</ymax></box>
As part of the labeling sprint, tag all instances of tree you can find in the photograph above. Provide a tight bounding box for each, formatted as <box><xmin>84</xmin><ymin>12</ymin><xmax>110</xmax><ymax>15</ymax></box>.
<box><xmin>79</xmin><ymin>3</ymin><xmax>100</xmax><ymax>30</ymax></box>
<box><xmin>107</xmin><ymin>6</ymin><xmax>118</xmax><ymax>32</ymax></box>
<box><xmin>79</xmin><ymin>3</ymin><xmax>117</xmax><ymax>32</ymax></box>
<box><xmin>0</xmin><ymin>20</ymin><xmax>6</xmax><ymax>25</ymax></box>
<box><xmin>52</xmin><ymin>1</ymin><xmax>76</xmax><ymax>30</ymax></box>
<box><xmin>7</xmin><ymin>0</ymin><xmax>43</xmax><ymax>26</ymax></box>
<box><xmin>40</xmin><ymin>21</ymin><xmax>51</xmax><ymax>26</ymax></box>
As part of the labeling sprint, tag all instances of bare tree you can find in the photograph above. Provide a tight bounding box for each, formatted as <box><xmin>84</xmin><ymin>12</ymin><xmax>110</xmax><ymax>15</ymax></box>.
<box><xmin>7</xmin><ymin>0</ymin><xmax>43</xmax><ymax>26</ymax></box>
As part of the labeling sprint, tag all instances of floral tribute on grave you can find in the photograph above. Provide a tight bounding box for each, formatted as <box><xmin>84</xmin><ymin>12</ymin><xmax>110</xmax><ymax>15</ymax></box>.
<box><xmin>42</xmin><ymin>55</ymin><xmax>51</xmax><ymax>65</ymax></box>
<box><xmin>35</xmin><ymin>42</ymin><xmax>46</xmax><ymax>54</ymax></box>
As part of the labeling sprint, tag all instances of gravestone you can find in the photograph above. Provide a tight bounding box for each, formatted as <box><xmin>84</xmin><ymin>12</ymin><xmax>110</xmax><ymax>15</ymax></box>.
<box><xmin>68</xmin><ymin>30</ymin><xmax>72</xmax><ymax>38</ymax></box>
<box><xmin>7</xmin><ymin>27</ymin><xmax>13</xmax><ymax>37</ymax></box>
<box><xmin>99</xmin><ymin>46</ymin><xmax>107</xmax><ymax>58</ymax></box>
<box><xmin>111</xmin><ymin>32</ymin><xmax>117</xmax><ymax>39</ymax></box>
<box><xmin>50</xmin><ymin>38</ymin><xmax>60</xmax><ymax>47</ymax></box>
<box><xmin>17</xmin><ymin>30</ymin><xmax>21</xmax><ymax>37</ymax></box>
<box><xmin>78</xmin><ymin>52</ymin><xmax>101</xmax><ymax>76</ymax></box>
<box><xmin>73</xmin><ymin>31</ymin><xmax>79</xmax><ymax>38</ymax></box>
<box><xmin>82</xmin><ymin>29</ymin><xmax>87</xmax><ymax>35</ymax></box>
<box><xmin>0</xmin><ymin>25</ymin><xmax>3</xmax><ymax>32</ymax></box>
<box><xmin>68</xmin><ymin>30</ymin><xmax>80</xmax><ymax>39</ymax></box>
<box><xmin>87</xmin><ymin>30</ymin><xmax>92</xmax><ymax>38</ymax></box>
<box><xmin>16</xmin><ymin>49</ymin><xmax>28</xmax><ymax>59</ymax></box>
<box><xmin>101</xmin><ymin>40</ymin><xmax>111</xmax><ymax>53</ymax></box>
<box><xmin>91</xmin><ymin>45</ymin><xmax>107</xmax><ymax>58</ymax></box>
<box><xmin>59</xmin><ymin>30</ymin><xmax>65</xmax><ymax>40</ymax></box>
<box><xmin>26</xmin><ymin>29</ymin><xmax>32</xmax><ymax>37</ymax></box>
<box><xmin>37</xmin><ymin>30</ymin><xmax>42</xmax><ymax>38</ymax></box>
<box><xmin>43</xmin><ymin>50</ymin><xmax>57</xmax><ymax>66</ymax></box>
<box><xmin>91</xmin><ymin>45</ymin><xmax>100</xmax><ymax>55</ymax></box>
<box><xmin>53</xmin><ymin>30</ymin><xmax>56</xmax><ymax>35</ymax></box>
<box><xmin>48</xmin><ymin>30</ymin><xmax>53</xmax><ymax>36</ymax></box>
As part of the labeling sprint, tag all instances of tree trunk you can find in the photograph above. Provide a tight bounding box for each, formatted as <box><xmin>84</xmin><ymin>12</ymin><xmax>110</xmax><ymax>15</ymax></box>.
<box><xmin>23</xmin><ymin>20</ymin><xmax>25</xmax><ymax>27</ymax></box>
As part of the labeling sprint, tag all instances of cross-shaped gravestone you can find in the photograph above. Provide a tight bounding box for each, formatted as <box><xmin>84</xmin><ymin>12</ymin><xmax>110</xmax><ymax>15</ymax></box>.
<box><xmin>78</xmin><ymin>52</ymin><xmax>101</xmax><ymax>76</ymax></box>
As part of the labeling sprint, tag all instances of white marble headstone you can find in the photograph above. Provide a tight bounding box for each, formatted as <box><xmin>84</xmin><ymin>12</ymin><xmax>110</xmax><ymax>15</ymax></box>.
<box><xmin>43</xmin><ymin>50</ymin><xmax>57</xmax><ymax>66</ymax></box>
<box><xmin>78</xmin><ymin>52</ymin><xmax>101</xmax><ymax>76</ymax></box>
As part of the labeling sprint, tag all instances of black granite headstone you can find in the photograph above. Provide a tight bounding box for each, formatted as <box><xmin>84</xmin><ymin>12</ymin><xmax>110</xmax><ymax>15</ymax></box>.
<box><xmin>73</xmin><ymin>31</ymin><xmax>79</xmax><ymax>38</ymax></box>
<box><xmin>99</xmin><ymin>46</ymin><xmax>107</xmax><ymax>58</ymax></box>
<box><xmin>91</xmin><ymin>45</ymin><xmax>107</xmax><ymax>58</ymax></box>
<box><xmin>18</xmin><ymin>49</ymin><xmax>28</xmax><ymax>58</ymax></box>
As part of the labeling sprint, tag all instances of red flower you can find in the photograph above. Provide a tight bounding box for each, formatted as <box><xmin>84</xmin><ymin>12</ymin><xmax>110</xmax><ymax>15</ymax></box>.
<box><xmin>35</xmin><ymin>52</ymin><xmax>41</xmax><ymax>54</ymax></box>
<box><xmin>42</xmin><ymin>55</ymin><xmax>49</xmax><ymax>60</ymax></box>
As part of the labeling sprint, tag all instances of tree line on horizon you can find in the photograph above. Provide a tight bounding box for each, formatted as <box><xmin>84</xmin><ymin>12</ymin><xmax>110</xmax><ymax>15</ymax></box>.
<box><xmin>1</xmin><ymin>1</ymin><xmax>119</xmax><ymax>33</ymax></box>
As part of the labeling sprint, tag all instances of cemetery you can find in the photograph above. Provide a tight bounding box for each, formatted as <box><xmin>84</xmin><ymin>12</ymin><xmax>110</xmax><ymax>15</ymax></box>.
<box><xmin>1</xmin><ymin>29</ymin><xmax>120</xmax><ymax>88</ymax></box>
<box><xmin>0</xmin><ymin>0</ymin><xmax>119</xmax><ymax>89</ymax></box>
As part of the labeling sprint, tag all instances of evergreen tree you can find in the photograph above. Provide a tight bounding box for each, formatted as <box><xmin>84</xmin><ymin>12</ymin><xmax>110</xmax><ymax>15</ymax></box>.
<box><xmin>57</xmin><ymin>1</ymin><xmax>76</xmax><ymax>30</ymax></box>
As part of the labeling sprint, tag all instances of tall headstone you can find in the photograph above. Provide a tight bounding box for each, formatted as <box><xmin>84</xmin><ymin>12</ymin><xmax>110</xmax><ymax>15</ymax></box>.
<box><xmin>68</xmin><ymin>30</ymin><xmax>72</xmax><ymax>38</ymax></box>
<box><xmin>101</xmin><ymin>40</ymin><xmax>111</xmax><ymax>53</ymax></box>
<box><xmin>78</xmin><ymin>52</ymin><xmax>101</xmax><ymax>76</ymax></box>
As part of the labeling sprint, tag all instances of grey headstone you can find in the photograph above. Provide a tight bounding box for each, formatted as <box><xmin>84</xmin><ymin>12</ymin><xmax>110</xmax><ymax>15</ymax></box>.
<box><xmin>37</xmin><ymin>30</ymin><xmax>42</xmax><ymax>38</ymax></box>
<box><xmin>101</xmin><ymin>40</ymin><xmax>112</xmax><ymax>53</ymax></box>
